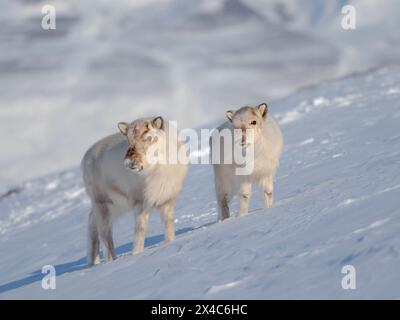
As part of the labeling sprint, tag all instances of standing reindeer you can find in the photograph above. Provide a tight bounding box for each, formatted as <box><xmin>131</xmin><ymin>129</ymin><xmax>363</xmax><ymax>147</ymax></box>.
<box><xmin>210</xmin><ymin>103</ymin><xmax>283</xmax><ymax>221</ymax></box>
<box><xmin>82</xmin><ymin>117</ymin><xmax>188</xmax><ymax>266</ymax></box>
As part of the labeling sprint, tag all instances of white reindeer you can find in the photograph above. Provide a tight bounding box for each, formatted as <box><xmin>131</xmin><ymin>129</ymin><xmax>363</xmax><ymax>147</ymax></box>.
<box><xmin>81</xmin><ymin>117</ymin><xmax>188</xmax><ymax>266</ymax></box>
<box><xmin>210</xmin><ymin>103</ymin><xmax>283</xmax><ymax>221</ymax></box>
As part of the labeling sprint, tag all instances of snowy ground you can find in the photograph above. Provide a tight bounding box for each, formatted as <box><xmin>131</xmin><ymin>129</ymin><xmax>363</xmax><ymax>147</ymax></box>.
<box><xmin>1</xmin><ymin>66</ymin><xmax>399</xmax><ymax>299</ymax></box>
<box><xmin>1</xmin><ymin>0</ymin><xmax>400</xmax><ymax>183</ymax></box>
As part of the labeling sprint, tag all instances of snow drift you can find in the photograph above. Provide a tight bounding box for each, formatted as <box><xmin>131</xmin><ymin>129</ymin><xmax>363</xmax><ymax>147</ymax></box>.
<box><xmin>1</xmin><ymin>66</ymin><xmax>399</xmax><ymax>299</ymax></box>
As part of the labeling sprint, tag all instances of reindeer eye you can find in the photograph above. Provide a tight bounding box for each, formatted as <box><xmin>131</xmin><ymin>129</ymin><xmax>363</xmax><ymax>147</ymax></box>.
<box><xmin>250</xmin><ymin>120</ymin><xmax>257</xmax><ymax>125</ymax></box>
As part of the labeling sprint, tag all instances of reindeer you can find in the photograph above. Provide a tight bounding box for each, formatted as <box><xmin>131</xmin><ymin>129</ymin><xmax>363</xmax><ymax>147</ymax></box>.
<box><xmin>210</xmin><ymin>103</ymin><xmax>283</xmax><ymax>221</ymax></box>
<box><xmin>81</xmin><ymin>117</ymin><xmax>188</xmax><ymax>266</ymax></box>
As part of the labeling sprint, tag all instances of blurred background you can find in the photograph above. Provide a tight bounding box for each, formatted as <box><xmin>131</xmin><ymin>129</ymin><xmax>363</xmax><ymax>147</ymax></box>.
<box><xmin>1</xmin><ymin>0</ymin><xmax>400</xmax><ymax>185</ymax></box>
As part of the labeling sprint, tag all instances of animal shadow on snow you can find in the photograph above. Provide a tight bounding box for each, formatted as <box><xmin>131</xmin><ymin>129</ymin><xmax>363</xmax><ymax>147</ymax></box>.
<box><xmin>0</xmin><ymin>226</ymin><xmax>194</xmax><ymax>294</ymax></box>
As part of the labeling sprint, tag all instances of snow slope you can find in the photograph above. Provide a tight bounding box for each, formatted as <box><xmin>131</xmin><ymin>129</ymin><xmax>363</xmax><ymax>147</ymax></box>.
<box><xmin>1</xmin><ymin>66</ymin><xmax>400</xmax><ymax>299</ymax></box>
<box><xmin>1</xmin><ymin>0</ymin><xmax>400</xmax><ymax>183</ymax></box>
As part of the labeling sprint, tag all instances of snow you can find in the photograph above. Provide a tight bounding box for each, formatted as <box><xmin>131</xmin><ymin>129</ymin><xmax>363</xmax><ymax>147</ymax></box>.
<box><xmin>1</xmin><ymin>66</ymin><xmax>399</xmax><ymax>299</ymax></box>
<box><xmin>2</xmin><ymin>0</ymin><xmax>400</xmax><ymax>183</ymax></box>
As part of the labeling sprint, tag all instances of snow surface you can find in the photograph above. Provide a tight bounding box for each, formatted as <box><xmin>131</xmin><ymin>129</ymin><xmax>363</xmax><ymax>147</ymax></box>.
<box><xmin>1</xmin><ymin>0</ymin><xmax>400</xmax><ymax>183</ymax></box>
<box><xmin>1</xmin><ymin>66</ymin><xmax>399</xmax><ymax>299</ymax></box>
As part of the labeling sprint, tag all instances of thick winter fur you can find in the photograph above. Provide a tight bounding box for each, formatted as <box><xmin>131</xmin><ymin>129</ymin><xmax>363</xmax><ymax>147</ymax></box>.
<box><xmin>210</xmin><ymin>103</ymin><xmax>283</xmax><ymax>221</ymax></box>
<box><xmin>82</xmin><ymin>117</ymin><xmax>188</xmax><ymax>266</ymax></box>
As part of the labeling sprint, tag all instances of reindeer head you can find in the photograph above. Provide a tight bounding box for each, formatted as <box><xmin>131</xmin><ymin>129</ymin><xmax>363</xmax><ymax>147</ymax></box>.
<box><xmin>118</xmin><ymin>117</ymin><xmax>165</xmax><ymax>172</ymax></box>
<box><xmin>226</xmin><ymin>103</ymin><xmax>268</xmax><ymax>147</ymax></box>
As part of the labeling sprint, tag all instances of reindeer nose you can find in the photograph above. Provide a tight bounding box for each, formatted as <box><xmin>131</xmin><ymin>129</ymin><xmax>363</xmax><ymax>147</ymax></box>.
<box><xmin>129</xmin><ymin>163</ymin><xmax>136</xmax><ymax>169</ymax></box>
<box><xmin>124</xmin><ymin>158</ymin><xmax>143</xmax><ymax>171</ymax></box>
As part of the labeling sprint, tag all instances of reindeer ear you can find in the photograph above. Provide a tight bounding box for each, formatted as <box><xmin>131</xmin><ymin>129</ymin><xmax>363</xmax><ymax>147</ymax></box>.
<box><xmin>151</xmin><ymin>116</ymin><xmax>164</xmax><ymax>130</ymax></box>
<box><xmin>118</xmin><ymin>122</ymin><xmax>129</xmax><ymax>135</ymax></box>
<box><xmin>226</xmin><ymin>110</ymin><xmax>234</xmax><ymax>122</ymax></box>
<box><xmin>257</xmin><ymin>103</ymin><xmax>268</xmax><ymax>118</ymax></box>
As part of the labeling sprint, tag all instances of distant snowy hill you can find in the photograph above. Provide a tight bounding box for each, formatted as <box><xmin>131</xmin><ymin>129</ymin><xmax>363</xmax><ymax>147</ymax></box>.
<box><xmin>1</xmin><ymin>66</ymin><xmax>399</xmax><ymax>299</ymax></box>
<box><xmin>1</xmin><ymin>0</ymin><xmax>400</xmax><ymax>183</ymax></box>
